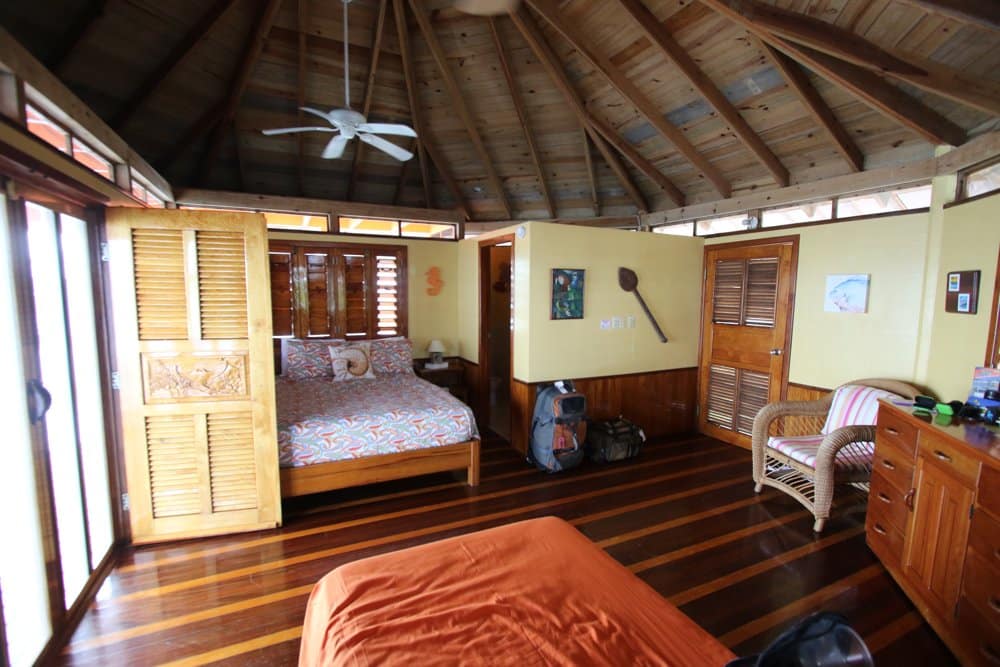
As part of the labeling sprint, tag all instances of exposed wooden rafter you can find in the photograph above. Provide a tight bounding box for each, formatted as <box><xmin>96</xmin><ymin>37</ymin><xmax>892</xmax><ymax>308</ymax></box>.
<box><xmin>613</xmin><ymin>0</ymin><xmax>789</xmax><ymax>188</ymax></box>
<box><xmin>704</xmin><ymin>0</ymin><xmax>1000</xmax><ymax>117</ymax></box>
<box><xmin>524</xmin><ymin>0</ymin><xmax>731</xmax><ymax>198</ymax></box>
<box><xmin>49</xmin><ymin>0</ymin><xmax>111</xmax><ymax>73</ymax></box>
<box><xmin>197</xmin><ymin>0</ymin><xmax>283</xmax><ymax>186</ymax></box>
<box><xmin>488</xmin><ymin>17</ymin><xmax>555</xmax><ymax>219</ymax></box>
<box><xmin>393</xmin><ymin>0</ymin><xmax>465</xmax><ymax>217</ymax></box>
<box><xmin>510</xmin><ymin>7</ymin><xmax>649</xmax><ymax>212</ymax></box>
<box><xmin>581</xmin><ymin>128</ymin><xmax>599</xmax><ymax>216</ymax></box>
<box><xmin>700</xmin><ymin>0</ymin><xmax>967</xmax><ymax>147</ymax></box>
<box><xmin>408</xmin><ymin>0</ymin><xmax>513</xmax><ymax>219</ymax></box>
<box><xmin>894</xmin><ymin>0</ymin><xmax>1000</xmax><ymax>31</ymax></box>
<box><xmin>111</xmin><ymin>0</ymin><xmax>237</xmax><ymax>132</ymax></box>
<box><xmin>296</xmin><ymin>0</ymin><xmax>308</xmax><ymax>196</ymax></box>
<box><xmin>346</xmin><ymin>0</ymin><xmax>389</xmax><ymax>202</ymax></box>
<box><xmin>758</xmin><ymin>41</ymin><xmax>863</xmax><ymax>173</ymax></box>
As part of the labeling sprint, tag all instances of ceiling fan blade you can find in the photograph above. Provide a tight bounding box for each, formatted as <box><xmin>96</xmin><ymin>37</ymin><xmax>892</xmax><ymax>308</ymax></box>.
<box><xmin>262</xmin><ymin>126</ymin><xmax>337</xmax><ymax>136</ymax></box>
<box><xmin>359</xmin><ymin>133</ymin><xmax>413</xmax><ymax>162</ymax></box>
<box><xmin>322</xmin><ymin>135</ymin><xmax>350</xmax><ymax>159</ymax></box>
<box><xmin>300</xmin><ymin>106</ymin><xmax>334</xmax><ymax>123</ymax></box>
<box><xmin>357</xmin><ymin>122</ymin><xmax>417</xmax><ymax>137</ymax></box>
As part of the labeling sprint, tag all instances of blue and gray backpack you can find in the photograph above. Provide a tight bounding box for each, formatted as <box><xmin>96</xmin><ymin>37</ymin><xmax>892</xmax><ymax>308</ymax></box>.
<box><xmin>528</xmin><ymin>381</ymin><xmax>587</xmax><ymax>473</ymax></box>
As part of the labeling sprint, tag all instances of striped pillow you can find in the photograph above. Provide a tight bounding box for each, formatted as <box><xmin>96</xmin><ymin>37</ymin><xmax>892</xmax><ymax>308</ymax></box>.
<box><xmin>821</xmin><ymin>384</ymin><xmax>903</xmax><ymax>434</ymax></box>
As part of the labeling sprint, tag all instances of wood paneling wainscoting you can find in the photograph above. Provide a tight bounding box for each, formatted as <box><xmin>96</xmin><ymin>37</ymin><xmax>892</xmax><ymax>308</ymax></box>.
<box><xmin>497</xmin><ymin>367</ymin><xmax>699</xmax><ymax>455</ymax></box>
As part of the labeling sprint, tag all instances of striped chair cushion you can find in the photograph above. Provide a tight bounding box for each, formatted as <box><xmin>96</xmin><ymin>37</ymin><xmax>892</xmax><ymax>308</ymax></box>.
<box><xmin>768</xmin><ymin>435</ymin><xmax>875</xmax><ymax>475</ymax></box>
<box><xmin>821</xmin><ymin>385</ymin><xmax>903</xmax><ymax>435</ymax></box>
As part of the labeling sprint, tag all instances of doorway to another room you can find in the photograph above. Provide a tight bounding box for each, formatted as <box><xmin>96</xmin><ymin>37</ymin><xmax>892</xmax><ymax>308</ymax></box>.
<box><xmin>479</xmin><ymin>236</ymin><xmax>514</xmax><ymax>441</ymax></box>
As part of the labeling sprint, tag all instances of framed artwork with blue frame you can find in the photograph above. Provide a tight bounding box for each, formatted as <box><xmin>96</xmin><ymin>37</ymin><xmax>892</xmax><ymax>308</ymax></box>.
<box><xmin>551</xmin><ymin>268</ymin><xmax>585</xmax><ymax>320</ymax></box>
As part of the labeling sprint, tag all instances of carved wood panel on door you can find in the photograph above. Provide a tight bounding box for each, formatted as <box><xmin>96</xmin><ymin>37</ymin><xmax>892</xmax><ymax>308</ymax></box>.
<box><xmin>106</xmin><ymin>208</ymin><xmax>280</xmax><ymax>544</ymax></box>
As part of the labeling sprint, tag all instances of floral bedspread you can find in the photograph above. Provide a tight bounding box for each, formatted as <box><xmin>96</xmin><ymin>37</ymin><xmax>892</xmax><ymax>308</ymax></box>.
<box><xmin>276</xmin><ymin>374</ymin><xmax>479</xmax><ymax>467</ymax></box>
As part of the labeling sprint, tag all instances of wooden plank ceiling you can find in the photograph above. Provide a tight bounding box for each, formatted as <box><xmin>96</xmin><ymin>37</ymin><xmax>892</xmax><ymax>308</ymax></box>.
<box><xmin>1</xmin><ymin>0</ymin><xmax>997</xmax><ymax>222</ymax></box>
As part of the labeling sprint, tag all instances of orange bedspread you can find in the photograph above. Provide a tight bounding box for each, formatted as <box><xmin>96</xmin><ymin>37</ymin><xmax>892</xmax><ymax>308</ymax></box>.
<box><xmin>299</xmin><ymin>516</ymin><xmax>735</xmax><ymax>666</ymax></box>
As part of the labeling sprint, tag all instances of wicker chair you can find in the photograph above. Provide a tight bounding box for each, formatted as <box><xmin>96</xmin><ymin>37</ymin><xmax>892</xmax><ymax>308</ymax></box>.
<box><xmin>751</xmin><ymin>379</ymin><xmax>920</xmax><ymax>533</ymax></box>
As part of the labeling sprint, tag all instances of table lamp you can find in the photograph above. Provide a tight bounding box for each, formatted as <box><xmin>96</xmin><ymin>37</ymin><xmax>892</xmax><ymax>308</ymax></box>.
<box><xmin>427</xmin><ymin>340</ymin><xmax>446</xmax><ymax>366</ymax></box>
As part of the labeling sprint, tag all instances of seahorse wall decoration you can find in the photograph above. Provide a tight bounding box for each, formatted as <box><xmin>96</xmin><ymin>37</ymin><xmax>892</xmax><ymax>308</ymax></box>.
<box><xmin>426</xmin><ymin>266</ymin><xmax>444</xmax><ymax>296</ymax></box>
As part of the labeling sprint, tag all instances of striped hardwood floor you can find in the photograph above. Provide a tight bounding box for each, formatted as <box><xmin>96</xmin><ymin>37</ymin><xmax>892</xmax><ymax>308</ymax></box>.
<box><xmin>59</xmin><ymin>435</ymin><xmax>958</xmax><ymax>666</ymax></box>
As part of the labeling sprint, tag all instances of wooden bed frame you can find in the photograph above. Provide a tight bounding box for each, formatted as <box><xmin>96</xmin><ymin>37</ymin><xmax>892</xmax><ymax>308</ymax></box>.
<box><xmin>280</xmin><ymin>439</ymin><xmax>480</xmax><ymax>498</ymax></box>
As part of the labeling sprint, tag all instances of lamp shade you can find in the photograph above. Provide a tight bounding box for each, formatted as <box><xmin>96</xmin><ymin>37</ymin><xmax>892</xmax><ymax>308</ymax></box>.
<box><xmin>427</xmin><ymin>339</ymin><xmax>446</xmax><ymax>354</ymax></box>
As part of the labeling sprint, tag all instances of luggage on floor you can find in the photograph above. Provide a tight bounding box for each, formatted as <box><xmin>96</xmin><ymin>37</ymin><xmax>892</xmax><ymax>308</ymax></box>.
<box><xmin>528</xmin><ymin>380</ymin><xmax>586</xmax><ymax>473</ymax></box>
<box><xmin>586</xmin><ymin>417</ymin><xmax>645</xmax><ymax>463</ymax></box>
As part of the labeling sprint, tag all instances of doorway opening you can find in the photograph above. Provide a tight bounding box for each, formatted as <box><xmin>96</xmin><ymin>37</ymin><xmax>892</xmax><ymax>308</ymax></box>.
<box><xmin>479</xmin><ymin>236</ymin><xmax>514</xmax><ymax>441</ymax></box>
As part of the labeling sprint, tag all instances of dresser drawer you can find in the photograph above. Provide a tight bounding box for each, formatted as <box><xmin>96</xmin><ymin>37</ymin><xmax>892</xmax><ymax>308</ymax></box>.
<box><xmin>970</xmin><ymin>508</ymin><xmax>1000</xmax><ymax>570</ymax></box>
<box><xmin>872</xmin><ymin>438</ymin><xmax>915</xmax><ymax>495</ymax></box>
<box><xmin>980</xmin><ymin>467</ymin><xmax>1000</xmax><ymax>519</ymax></box>
<box><xmin>918</xmin><ymin>430</ymin><xmax>981</xmax><ymax>486</ymax></box>
<box><xmin>964</xmin><ymin>548</ymin><xmax>1000</xmax><ymax>633</ymax></box>
<box><xmin>869</xmin><ymin>471</ymin><xmax>911</xmax><ymax>535</ymax></box>
<box><xmin>867</xmin><ymin>500</ymin><xmax>905</xmax><ymax>567</ymax></box>
<box><xmin>956</xmin><ymin>598</ymin><xmax>1000</xmax><ymax>666</ymax></box>
<box><xmin>877</xmin><ymin>407</ymin><xmax>919</xmax><ymax>457</ymax></box>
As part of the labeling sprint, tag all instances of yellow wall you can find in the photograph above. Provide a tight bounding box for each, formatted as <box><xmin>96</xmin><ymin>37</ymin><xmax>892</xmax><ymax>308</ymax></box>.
<box><xmin>708</xmin><ymin>213</ymin><xmax>932</xmax><ymax>389</ymax></box>
<box><xmin>268</xmin><ymin>231</ymin><xmax>458</xmax><ymax>357</ymax></box>
<box><xmin>924</xmin><ymin>194</ymin><xmax>1000</xmax><ymax>399</ymax></box>
<box><xmin>458</xmin><ymin>222</ymin><xmax>705</xmax><ymax>383</ymax></box>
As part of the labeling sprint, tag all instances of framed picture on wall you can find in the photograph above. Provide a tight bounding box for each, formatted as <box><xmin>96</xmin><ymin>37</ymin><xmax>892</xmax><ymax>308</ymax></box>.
<box><xmin>551</xmin><ymin>268</ymin><xmax>585</xmax><ymax>320</ymax></box>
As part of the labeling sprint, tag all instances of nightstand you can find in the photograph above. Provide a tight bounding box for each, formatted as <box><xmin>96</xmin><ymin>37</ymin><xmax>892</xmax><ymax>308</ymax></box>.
<box><xmin>417</xmin><ymin>361</ymin><xmax>467</xmax><ymax>402</ymax></box>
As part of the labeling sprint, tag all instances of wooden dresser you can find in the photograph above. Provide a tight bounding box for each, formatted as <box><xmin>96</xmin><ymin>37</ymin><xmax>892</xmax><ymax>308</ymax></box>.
<box><xmin>868</xmin><ymin>401</ymin><xmax>1000</xmax><ymax>666</ymax></box>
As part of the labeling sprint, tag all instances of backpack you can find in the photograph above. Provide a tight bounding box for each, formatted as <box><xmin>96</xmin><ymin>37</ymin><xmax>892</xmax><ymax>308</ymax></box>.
<box><xmin>725</xmin><ymin>612</ymin><xmax>872</xmax><ymax>667</ymax></box>
<box><xmin>528</xmin><ymin>381</ymin><xmax>586</xmax><ymax>473</ymax></box>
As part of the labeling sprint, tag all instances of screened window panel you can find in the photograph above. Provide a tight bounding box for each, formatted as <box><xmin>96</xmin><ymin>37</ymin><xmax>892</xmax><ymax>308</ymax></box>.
<box><xmin>706</xmin><ymin>365</ymin><xmax>737</xmax><ymax>430</ymax></box>
<box><xmin>744</xmin><ymin>258</ymin><xmax>778</xmax><ymax>327</ymax></box>
<box><xmin>713</xmin><ymin>259</ymin><xmax>744</xmax><ymax>325</ymax></box>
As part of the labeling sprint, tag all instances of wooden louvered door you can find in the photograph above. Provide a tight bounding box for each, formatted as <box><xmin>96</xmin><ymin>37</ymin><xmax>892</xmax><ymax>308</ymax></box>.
<box><xmin>698</xmin><ymin>238</ymin><xmax>798</xmax><ymax>449</ymax></box>
<box><xmin>106</xmin><ymin>208</ymin><xmax>280</xmax><ymax>543</ymax></box>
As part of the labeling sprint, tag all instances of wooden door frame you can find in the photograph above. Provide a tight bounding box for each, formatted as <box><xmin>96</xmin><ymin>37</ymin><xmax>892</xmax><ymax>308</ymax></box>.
<box><xmin>983</xmin><ymin>245</ymin><xmax>1000</xmax><ymax>366</ymax></box>
<box><xmin>697</xmin><ymin>235</ymin><xmax>799</xmax><ymax>447</ymax></box>
<box><xmin>478</xmin><ymin>234</ymin><xmax>515</xmax><ymax>435</ymax></box>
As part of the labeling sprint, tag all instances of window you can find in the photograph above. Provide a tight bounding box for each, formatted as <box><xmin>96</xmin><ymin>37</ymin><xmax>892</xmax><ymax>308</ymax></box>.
<box><xmin>652</xmin><ymin>222</ymin><xmax>695</xmax><ymax>237</ymax></box>
<box><xmin>129</xmin><ymin>170</ymin><xmax>165</xmax><ymax>208</ymax></box>
<box><xmin>25</xmin><ymin>104</ymin><xmax>118</xmax><ymax>183</ymax></box>
<box><xmin>761</xmin><ymin>200</ymin><xmax>833</xmax><ymax>227</ymax></box>
<box><xmin>71</xmin><ymin>138</ymin><xmax>113</xmax><ymax>181</ymax></box>
<box><xmin>696</xmin><ymin>214</ymin><xmax>752</xmax><ymax>235</ymax></box>
<box><xmin>337</xmin><ymin>216</ymin><xmax>458</xmax><ymax>240</ymax></box>
<box><xmin>268</xmin><ymin>240</ymin><xmax>407</xmax><ymax>340</ymax></box>
<box><xmin>961</xmin><ymin>160</ymin><xmax>1000</xmax><ymax>200</ymax></box>
<box><xmin>837</xmin><ymin>184</ymin><xmax>931</xmax><ymax>218</ymax></box>
<box><xmin>264</xmin><ymin>212</ymin><xmax>330</xmax><ymax>232</ymax></box>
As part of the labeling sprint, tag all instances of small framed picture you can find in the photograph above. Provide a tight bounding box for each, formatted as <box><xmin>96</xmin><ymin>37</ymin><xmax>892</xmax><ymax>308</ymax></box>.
<box><xmin>948</xmin><ymin>273</ymin><xmax>961</xmax><ymax>292</ymax></box>
<box><xmin>551</xmin><ymin>268</ymin><xmax>585</xmax><ymax>320</ymax></box>
<box><xmin>958</xmin><ymin>293</ymin><xmax>971</xmax><ymax>313</ymax></box>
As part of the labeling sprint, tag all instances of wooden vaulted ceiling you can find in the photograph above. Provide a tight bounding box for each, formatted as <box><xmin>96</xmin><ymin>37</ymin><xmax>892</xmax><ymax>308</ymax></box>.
<box><xmin>1</xmin><ymin>0</ymin><xmax>998</xmax><ymax>222</ymax></box>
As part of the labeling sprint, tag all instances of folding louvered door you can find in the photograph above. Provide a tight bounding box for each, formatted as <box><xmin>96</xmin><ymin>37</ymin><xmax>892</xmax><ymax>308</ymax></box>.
<box><xmin>106</xmin><ymin>208</ymin><xmax>280</xmax><ymax>543</ymax></box>
<box><xmin>698</xmin><ymin>239</ymin><xmax>798</xmax><ymax>449</ymax></box>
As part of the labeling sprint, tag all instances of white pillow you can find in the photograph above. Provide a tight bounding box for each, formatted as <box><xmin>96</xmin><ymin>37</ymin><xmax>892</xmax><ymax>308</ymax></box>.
<box><xmin>329</xmin><ymin>342</ymin><xmax>375</xmax><ymax>380</ymax></box>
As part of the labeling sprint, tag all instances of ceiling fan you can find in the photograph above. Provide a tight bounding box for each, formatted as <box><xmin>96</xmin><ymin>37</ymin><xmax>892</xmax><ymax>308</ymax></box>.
<box><xmin>261</xmin><ymin>0</ymin><xmax>416</xmax><ymax>162</ymax></box>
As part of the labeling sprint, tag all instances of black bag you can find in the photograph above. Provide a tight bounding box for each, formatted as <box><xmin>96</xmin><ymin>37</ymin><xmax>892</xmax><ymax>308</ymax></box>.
<box><xmin>585</xmin><ymin>417</ymin><xmax>645</xmax><ymax>463</ymax></box>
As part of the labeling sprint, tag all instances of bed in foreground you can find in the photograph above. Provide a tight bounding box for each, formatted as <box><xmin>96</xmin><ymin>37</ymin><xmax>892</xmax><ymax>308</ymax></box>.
<box><xmin>299</xmin><ymin>516</ymin><xmax>736</xmax><ymax>666</ymax></box>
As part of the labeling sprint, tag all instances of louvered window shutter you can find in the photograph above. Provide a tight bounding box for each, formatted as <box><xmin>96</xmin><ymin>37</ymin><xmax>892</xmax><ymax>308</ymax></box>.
<box><xmin>744</xmin><ymin>258</ymin><xmax>778</xmax><ymax>327</ymax></box>
<box><xmin>706</xmin><ymin>366</ymin><xmax>771</xmax><ymax>434</ymax></box>
<box><xmin>736</xmin><ymin>370</ymin><xmax>770</xmax><ymax>435</ymax></box>
<box><xmin>107</xmin><ymin>208</ymin><xmax>280</xmax><ymax>543</ymax></box>
<box><xmin>712</xmin><ymin>259</ymin><xmax>744</xmax><ymax>325</ymax></box>
<box><xmin>706</xmin><ymin>365</ymin><xmax>737</xmax><ymax>430</ymax></box>
<box><xmin>268</xmin><ymin>249</ymin><xmax>293</xmax><ymax>337</ymax></box>
<box><xmin>342</xmin><ymin>252</ymin><xmax>370</xmax><ymax>338</ymax></box>
<box><xmin>305</xmin><ymin>251</ymin><xmax>333</xmax><ymax>337</ymax></box>
<box><xmin>375</xmin><ymin>253</ymin><xmax>400</xmax><ymax>336</ymax></box>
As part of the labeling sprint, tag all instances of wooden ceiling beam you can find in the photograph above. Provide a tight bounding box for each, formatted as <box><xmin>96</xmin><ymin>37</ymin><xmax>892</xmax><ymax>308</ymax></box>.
<box><xmin>394</xmin><ymin>0</ymin><xmax>465</xmax><ymax>217</ymax></box>
<box><xmin>703</xmin><ymin>0</ymin><xmax>1000</xmax><ymax>116</ymax></box>
<box><xmin>408</xmin><ymin>0</ymin><xmax>512</xmax><ymax>219</ymax></box>
<box><xmin>197</xmin><ymin>0</ymin><xmax>283</xmax><ymax>186</ymax></box>
<box><xmin>510</xmin><ymin>7</ymin><xmax>649</xmax><ymax>212</ymax></box>
<box><xmin>758</xmin><ymin>41</ymin><xmax>863</xmax><ymax>172</ymax></box>
<box><xmin>488</xmin><ymin>17</ymin><xmax>555</xmax><ymax>219</ymax></box>
<box><xmin>111</xmin><ymin>0</ymin><xmax>237</xmax><ymax>132</ymax></box>
<box><xmin>524</xmin><ymin>0</ymin><xmax>730</xmax><ymax>198</ymax></box>
<box><xmin>49</xmin><ymin>0</ymin><xmax>111</xmax><ymax>73</ymax></box>
<box><xmin>296</xmin><ymin>0</ymin><xmax>308</xmax><ymax>196</ymax></box>
<box><xmin>894</xmin><ymin>0</ymin><xmax>1000</xmax><ymax>31</ymax></box>
<box><xmin>701</xmin><ymin>0</ymin><xmax>966</xmax><ymax>147</ymax></box>
<box><xmin>346</xmin><ymin>0</ymin><xmax>389</xmax><ymax>202</ymax></box>
<box><xmin>614</xmin><ymin>0</ymin><xmax>788</xmax><ymax>188</ymax></box>
<box><xmin>581</xmin><ymin>127</ymin><xmax>599</xmax><ymax>216</ymax></box>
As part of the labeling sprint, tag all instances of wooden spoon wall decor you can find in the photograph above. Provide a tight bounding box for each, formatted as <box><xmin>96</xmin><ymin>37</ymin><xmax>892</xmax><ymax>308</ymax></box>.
<box><xmin>618</xmin><ymin>267</ymin><xmax>668</xmax><ymax>343</ymax></box>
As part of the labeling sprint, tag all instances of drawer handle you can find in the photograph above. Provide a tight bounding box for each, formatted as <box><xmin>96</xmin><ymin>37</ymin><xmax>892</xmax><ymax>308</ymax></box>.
<box><xmin>882</xmin><ymin>459</ymin><xmax>896</xmax><ymax>470</ymax></box>
<box><xmin>934</xmin><ymin>449</ymin><xmax>952</xmax><ymax>463</ymax></box>
<box><xmin>877</xmin><ymin>492</ymin><xmax>892</xmax><ymax>504</ymax></box>
<box><xmin>885</xmin><ymin>427</ymin><xmax>900</xmax><ymax>436</ymax></box>
<box><xmin>981</xmin><ymin>643</ymin><xmax>1000</xmax><ymax>664</ymax></box>
<box><xmin>904</xmin><ymin>489</ymin><xmax>916</xmax><ymax>510</ymax></box>
<box><xmin>873</xmin><ymin>523</ymin><xmax>888</xmax><ymax>536</ymax></box>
